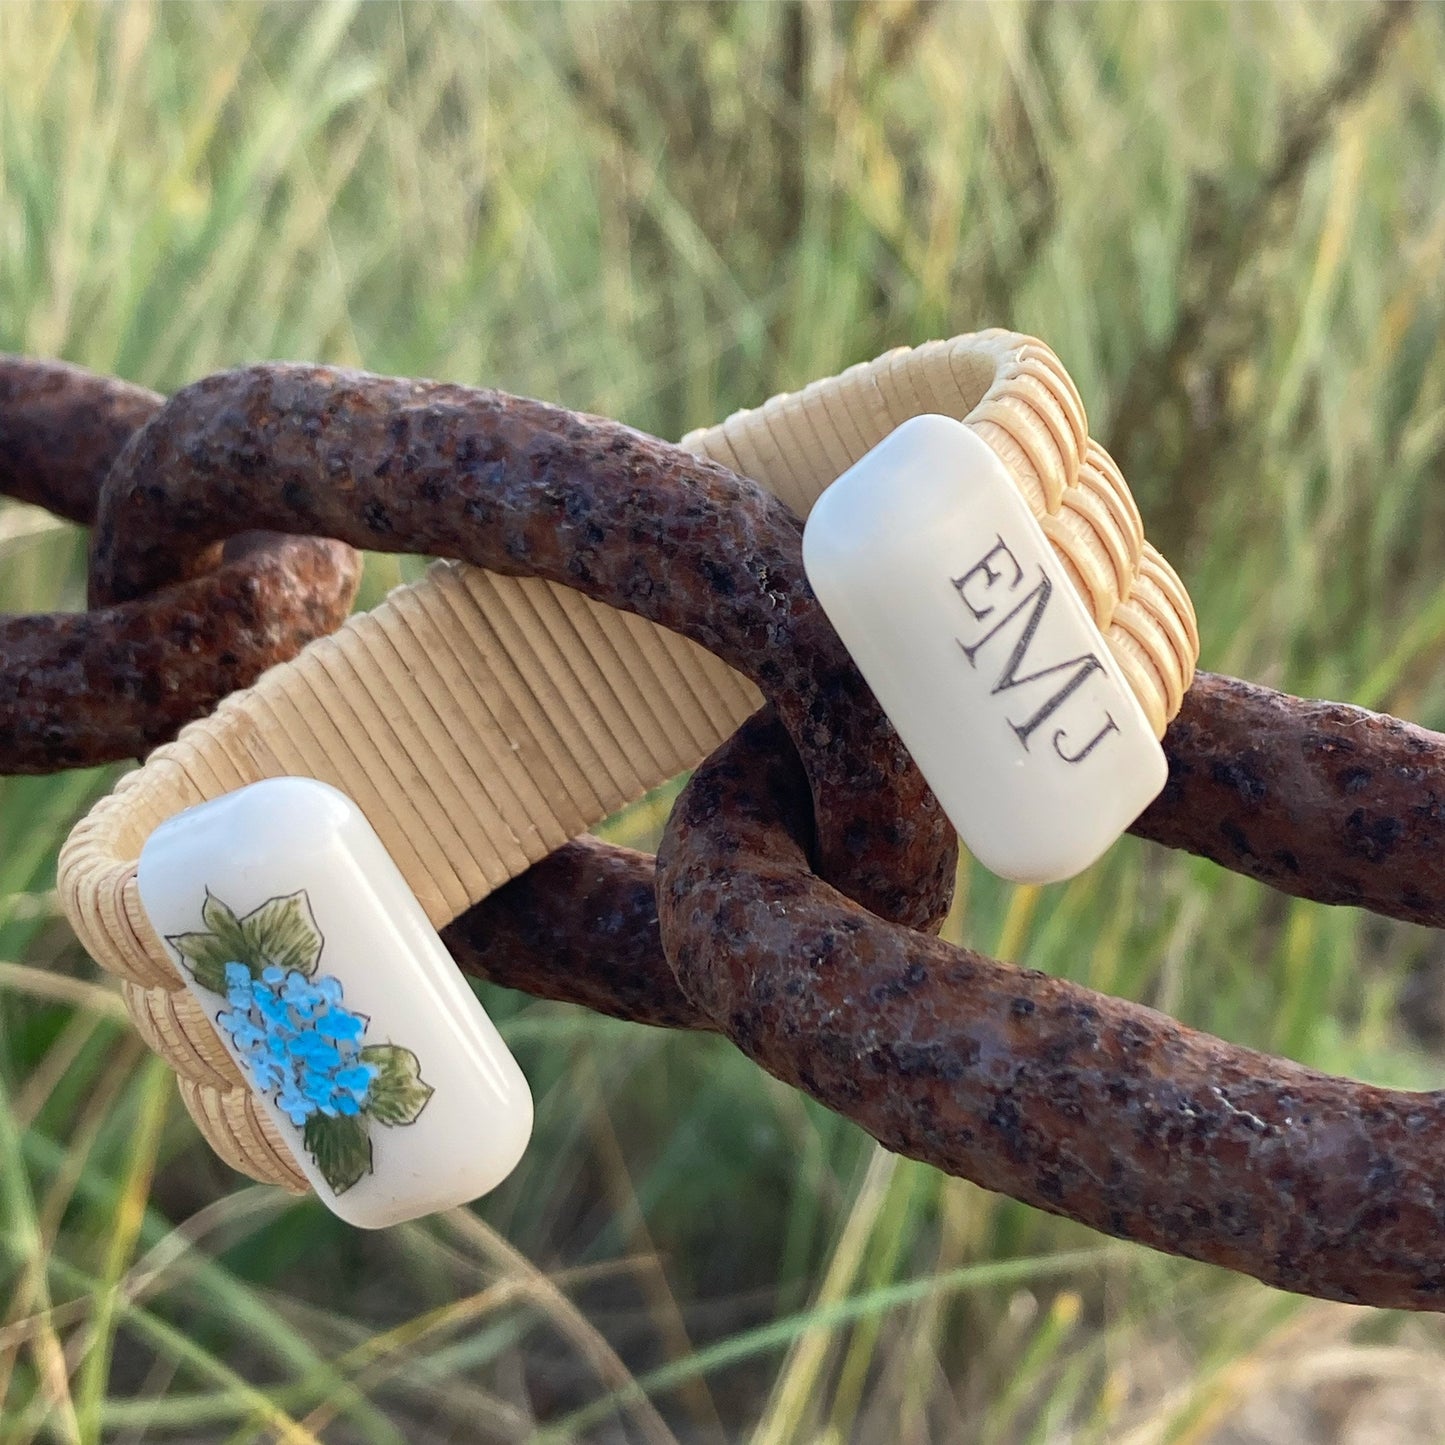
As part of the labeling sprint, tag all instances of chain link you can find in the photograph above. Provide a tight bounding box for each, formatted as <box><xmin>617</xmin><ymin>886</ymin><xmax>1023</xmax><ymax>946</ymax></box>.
<box><xmin>0</xmin><ymin>359</ymin><xmax>361</xmax><ymax>771</ymax></box>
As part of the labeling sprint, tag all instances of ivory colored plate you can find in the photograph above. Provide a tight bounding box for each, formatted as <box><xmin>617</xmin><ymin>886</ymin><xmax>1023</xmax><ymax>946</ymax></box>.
<box><xmin>137</xmin><ymin>776</ymin><xmax>533</xmax><ymax>1227</ymax></box>
<box><xmin>803</xmin><ymin>414</ymin><xmax>1166</xmax><ymax>884</ymax></box>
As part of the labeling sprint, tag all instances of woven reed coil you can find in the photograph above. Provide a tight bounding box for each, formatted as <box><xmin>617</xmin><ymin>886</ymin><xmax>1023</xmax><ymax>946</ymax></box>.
<box><xmin>58</xmin><ymin>332</ymin><xmax>1198</xmax><ymax>1193</ymax></box>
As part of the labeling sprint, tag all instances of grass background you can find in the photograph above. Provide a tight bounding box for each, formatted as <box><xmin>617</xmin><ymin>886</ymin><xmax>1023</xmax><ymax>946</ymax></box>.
<box><xmin>2</xmin><ymin>1</ymin><xmax>1445</xmax><ymax>1440</ymax></box>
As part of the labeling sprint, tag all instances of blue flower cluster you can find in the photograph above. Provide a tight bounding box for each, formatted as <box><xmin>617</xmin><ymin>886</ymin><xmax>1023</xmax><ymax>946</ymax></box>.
<box><xmin>217</xmin><ymin>963</ymin><xmax>379</xmax><ymax>1126</ymax></box>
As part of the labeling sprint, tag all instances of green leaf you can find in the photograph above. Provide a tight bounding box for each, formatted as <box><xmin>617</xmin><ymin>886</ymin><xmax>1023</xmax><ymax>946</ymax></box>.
<box><xmin>165</xmin><ymin>931</ymin><xmax>233</xmax><ymax>994</ymax></box>
<box><xmin>201</xmin><ymin>893</ymin><xmax>255</xmax><ymax>972</ymax></box>
<box><xmin>239</xmin><ymin>891</ymin><xmax>324</xmax><ymax>976</ymax></box>
<box><xmin>303</xmin><ymin>1113</ymin><xmax>372</xmax><ymax>1195</ymax></box>
<box><xmin>360</xmin><ymin>1044</ymin><xmax>434</xmax><ymax>1126</ymax></box>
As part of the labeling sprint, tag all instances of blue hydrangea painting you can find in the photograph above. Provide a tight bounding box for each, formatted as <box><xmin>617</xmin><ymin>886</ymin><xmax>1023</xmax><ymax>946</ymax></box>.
<box><xmin>166</xmin><ymin>889</ymin><xmax>434</xmax><ymax>1195</ymax></box>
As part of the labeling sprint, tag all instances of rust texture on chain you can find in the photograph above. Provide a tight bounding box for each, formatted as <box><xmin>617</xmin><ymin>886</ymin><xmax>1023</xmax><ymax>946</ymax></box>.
<box><xmin>455</xmin><ymin>702</ymin><xmax>1445</xmax><ymax>1310</ymax></box>
<box><xmin>0</xmin><ymin>359</ymin><xmax>362</xmax><ymax>772</ymax></box>
<box><xmin>1136</xmin><ymin>670</ymin><xmax>1445</xmax><ymax>929</ymax></box>
<box><xmin>88</xmin><ymin>363</ymin><xmax>957</xmax><ymax>931</ymax></box>
<box><xmin>11</xmin><ymin>358</ymin><xmax>1445</xmax><ymax>1308</ymax></box>
<box><xmin>657</xmin><ymin>709</ymin><xmax>1445</xmax><ymax>1313</ymax></box>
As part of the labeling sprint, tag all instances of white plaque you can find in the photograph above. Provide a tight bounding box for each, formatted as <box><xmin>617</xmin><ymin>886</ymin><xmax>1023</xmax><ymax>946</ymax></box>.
<box><xmin>137</xmin><ymin>777</ymin><xmax>533</xmax><ymax>1227</ymax></box>
<box><xmin>802</xmin><ymin>414</ymin><xmax>1167</xmax><ymax>884</ymax></box>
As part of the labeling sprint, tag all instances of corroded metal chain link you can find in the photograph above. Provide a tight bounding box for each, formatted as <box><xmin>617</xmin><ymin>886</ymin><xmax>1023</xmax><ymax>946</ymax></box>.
<box><xmin>83</xmin><ymin>362</ymin><xmax>957</xmax><ymax>932</ymax></box>
<box><xmin>9</xmin><ymin>355</ymin><xmax>1445</xmax><ymax>1311</ymax></box>
<box><xmin>0</xmin><ymin>360</ymin><xmax>361</xmax><ymax>770</ymax></box>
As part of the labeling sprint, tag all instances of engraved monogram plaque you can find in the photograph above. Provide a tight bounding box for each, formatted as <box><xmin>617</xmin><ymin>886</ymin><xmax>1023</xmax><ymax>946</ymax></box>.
<box><xmin>802</xmin><ymin>414</ymin><xmax>1167</xmax><ymax>884</ymax></box>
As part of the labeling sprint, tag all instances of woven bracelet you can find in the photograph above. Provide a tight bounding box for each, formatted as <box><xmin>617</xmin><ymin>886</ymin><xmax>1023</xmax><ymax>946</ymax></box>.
<box><xmin>58</xmin><ymin>331</ymin><xmax>1198</xmax><ymax>1212</ymax></box>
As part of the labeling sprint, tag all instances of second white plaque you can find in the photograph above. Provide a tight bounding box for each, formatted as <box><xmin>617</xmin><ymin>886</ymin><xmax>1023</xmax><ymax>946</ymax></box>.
<box><xmin>802</xmin><ymin>414</ymin><xmax>1167</xmax><ymax>884</ymax></box>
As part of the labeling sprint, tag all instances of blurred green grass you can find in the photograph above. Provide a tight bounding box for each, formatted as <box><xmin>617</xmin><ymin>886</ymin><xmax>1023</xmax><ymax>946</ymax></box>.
<box><xmin>3</xmin><ymin>1</ymin><xmax>1445</xmax><ymax>1440</ymax></box>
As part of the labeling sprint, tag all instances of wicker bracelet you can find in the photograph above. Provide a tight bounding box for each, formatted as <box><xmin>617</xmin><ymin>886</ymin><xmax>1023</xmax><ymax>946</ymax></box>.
<box><xmin>58</xmin><ymin>332</ymin><xmax>1198</xmax><ymax>1218</ymax></box>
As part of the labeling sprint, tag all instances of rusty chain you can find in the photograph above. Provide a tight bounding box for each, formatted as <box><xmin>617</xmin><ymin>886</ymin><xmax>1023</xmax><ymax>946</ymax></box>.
<box><xmin>0</xmin><ymin>360</ymin><xmax>361</xmax><ymax>771</ymax></box>
<box><xmin>85</xmin><ymin>361</ymin><xmax>956</xmax><ymax>931</ymax></box>
<box><xmin>9</xmin><ymin>356</ymin><xmax>1445</xmax><ymax>1310</ymax></box>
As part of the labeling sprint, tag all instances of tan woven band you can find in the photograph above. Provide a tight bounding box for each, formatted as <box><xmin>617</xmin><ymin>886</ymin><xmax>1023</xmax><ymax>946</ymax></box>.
<box><xmin>57</xmin><ymin>331</ymin><xmax>1198</xmax><ymax>1192</ymax></box>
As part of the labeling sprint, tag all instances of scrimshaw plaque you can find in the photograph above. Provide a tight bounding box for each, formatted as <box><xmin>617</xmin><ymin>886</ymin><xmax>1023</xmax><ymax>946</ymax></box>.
<box><xmin>802</xmin><ymin>414</ymin><xmax>1167</xmax><ymax>884</ymax></box>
